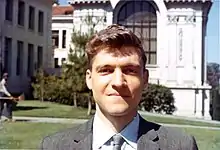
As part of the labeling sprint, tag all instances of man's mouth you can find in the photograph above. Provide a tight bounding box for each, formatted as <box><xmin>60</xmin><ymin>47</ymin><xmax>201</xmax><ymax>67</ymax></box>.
<box><xmin>108</xmin><ymin>93</ymin><xmax>130</xmax><ymax>97</ymax></box>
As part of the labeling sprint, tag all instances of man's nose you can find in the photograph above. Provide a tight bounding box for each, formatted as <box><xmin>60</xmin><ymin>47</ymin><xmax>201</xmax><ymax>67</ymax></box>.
<box><xmin>111</xmin><ymin>69</ymin><xmax>126</xmax><ymax>88</ymax></box>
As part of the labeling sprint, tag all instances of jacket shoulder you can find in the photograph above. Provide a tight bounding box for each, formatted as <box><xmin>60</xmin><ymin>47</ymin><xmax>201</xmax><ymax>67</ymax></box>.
<box><xmin>40</xmin><ymin>120</ymin><xmax>91</xmax><ymax>150</ymax></box>
<box><xmin>157</xmin><ymin>126</ymin><xmax>198</xmax><ymax>150</ymax></box>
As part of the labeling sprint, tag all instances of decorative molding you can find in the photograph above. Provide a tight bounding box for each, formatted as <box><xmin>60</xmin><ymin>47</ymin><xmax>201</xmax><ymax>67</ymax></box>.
<box><xmin>167</xmin><ymin>15</ymin><xmax>179</xmax><ymax>23</ymax></box>
<box><xmin>164</xmin><ymin>0</ymin><xmax>212</xmax><ymax>3</ymax></box>
<box><xmin>68</xmin><ymin>0</ymin><xmax>110</xmax><ymax>4</ymax></box>
<box><xmin>178</xmin><ymin>28</ymin><xmax>183</xmax><ymax>61</ymax></box>
<box><xmin>167</xmin><ymin>14</ymin><xmax>196</xmax><ymax>25</ymax></box>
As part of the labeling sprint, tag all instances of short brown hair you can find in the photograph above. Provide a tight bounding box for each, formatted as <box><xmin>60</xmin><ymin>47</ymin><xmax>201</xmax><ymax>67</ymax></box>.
<box><xmin>85</xmin><ymin>24</ymin><xmax>146</xmax><ymax>69</ymax></box>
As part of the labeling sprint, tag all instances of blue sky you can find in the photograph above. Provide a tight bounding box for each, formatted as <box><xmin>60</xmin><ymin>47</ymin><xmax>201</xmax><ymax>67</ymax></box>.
<box><xmin>60</xmin><ymin>0</ymin><xmax>220</xmax><ymax>64</ymax></box>
<box><xmin>206</xmin><ymin>0</ymin><xmax>220</xmax><ymax>64</ymax></box>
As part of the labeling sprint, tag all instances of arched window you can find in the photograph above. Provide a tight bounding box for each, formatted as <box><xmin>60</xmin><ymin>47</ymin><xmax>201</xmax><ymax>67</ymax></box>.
<box><xmin>114</xmin><ymin>0</ymin><xmax>157</xmax><ymax>65</ymax></box>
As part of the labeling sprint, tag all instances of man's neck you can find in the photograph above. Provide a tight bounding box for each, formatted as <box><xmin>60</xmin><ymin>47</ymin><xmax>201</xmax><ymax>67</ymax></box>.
<box><xmin>95</xmin><ymin>106</ymin><xmax>137</xmax><ymax>133</ymax></box>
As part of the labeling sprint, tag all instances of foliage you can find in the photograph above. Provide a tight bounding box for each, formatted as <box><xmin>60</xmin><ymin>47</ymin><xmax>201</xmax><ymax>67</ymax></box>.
<box><xmin>60</xmin><ymin>16</ymin><xmax>96</xmax><ymax>109</ymax></box>
<box><xmin>32</xmin><ymin>69</ymin><xmax>64</xmax><ymax>102</ymax></box>
<box><xmin>31</xmin><ymin>15</ymin><xmax>99</xmax><ymax>114</ymax></box>
<box><xmin>139</xmin><ymin>83</ymin><xmax>176</xmax><ymax>114</ymax></box>
<box><xmin>207</xmin><ymin>62</ymin><xmax>220</xmax><ymax>88</ymax></box>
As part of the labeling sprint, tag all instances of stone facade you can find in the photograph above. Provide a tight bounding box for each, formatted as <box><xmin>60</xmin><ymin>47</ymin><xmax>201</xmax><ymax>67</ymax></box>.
<box><xmin>52</xmin><ymin>5</ymin><xmax>74</xmax><ymax>67</ymax></box>
<box><xmin>62</xmin><ymin>0</ymin><xmax>212</xmax><ymax>119</ymax></box>
<box><xmin>0</xmin><ymin>0</ymin><xmax>53</xmax><ymax>96</ymax></box>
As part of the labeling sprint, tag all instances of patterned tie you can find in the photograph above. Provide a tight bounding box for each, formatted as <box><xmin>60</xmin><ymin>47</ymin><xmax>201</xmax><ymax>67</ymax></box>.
<box><xmin>112</xmin><ymin>134</ymin><xmax>124</xmax><ymax>150</ymax></box>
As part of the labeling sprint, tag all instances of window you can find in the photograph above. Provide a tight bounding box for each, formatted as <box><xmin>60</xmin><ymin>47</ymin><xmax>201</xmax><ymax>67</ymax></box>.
<box><xmin>5</xmin><ymin>0</ymin><xmax>13</xmax><ymax>21</ymax></box>
<box><xmin>29</xmin><ymin>6</ymin><xmax>35</xmax><ymax>30</ymax></box>
<box><xmin>62</xmin><ymin>30</ymin><xmax>66</xmax><ymax>48</ymax></box>
<box><xmin>61</xmin><ymin>58</ymin><xmax>66</xmax><ymax>65</ymax></box>
<box><xmin>54</xmin><ymin>58</ymin><xmax>59</xmax><ymax>68</ymax></box>
<box><xmin>37</xmin><ymin>46</ymin><xmax>43</xmax><ymax>69</ymax></box>
<box><xmin>4</xmin><ymin>37</ymin><xmax>12</xmax><ymax>74</ymax></box>
<box><xmin>27</xmin><ymin>44</ymin><xmax>34</xmax><ymax>76</ymax></box>
<box><xmin>38</xmin><ymin>11</ymin><xmax>44</xmax><ymax>33</ymax></box>
<box><xmin>16</xmin><ymin>41</ymin><xmax>24</xmax><ymax>75</ymax></box>
<box><xmin>18</xmin><ymin>0</ymin><xmax>25</xmax><ymax>26</ymax></box>
<box><xmin>52</xmin><ymin>30</ymin><xmax>59</xmax><ymax>48</ymax></box>
<box><xmin>115</xmin><ymin>1</ymin><xmax>157</xmax><ymax>64</ymax></box>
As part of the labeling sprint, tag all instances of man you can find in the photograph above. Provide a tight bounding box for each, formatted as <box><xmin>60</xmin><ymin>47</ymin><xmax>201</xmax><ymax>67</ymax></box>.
<box><xmin>41</xmin><ymin>24</ymin><xmax>198</xmax><ymax>150</ymax></box>
<box><xmin>0</xmin><ymin>73</ymin><xmax>14</xmax><ymax>122</ymax></box>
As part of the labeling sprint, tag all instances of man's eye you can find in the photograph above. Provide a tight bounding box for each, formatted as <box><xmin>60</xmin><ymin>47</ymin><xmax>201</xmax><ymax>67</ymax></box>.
<box><xmin>99</xmin><ymin>68</ymin><xmax>113</xmax><ymax>73</ymax></box>
<box><xmin>124</xmin><ymin>68</ymin><xmax>137</xmax><ymax>74</ymax></box>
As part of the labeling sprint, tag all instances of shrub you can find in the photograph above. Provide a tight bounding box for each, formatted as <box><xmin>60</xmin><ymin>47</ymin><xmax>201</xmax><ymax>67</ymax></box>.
<box><xmin>139</xmin><ymin>83</ymin><xmax>176</xmax><ymax>114</ymax></box>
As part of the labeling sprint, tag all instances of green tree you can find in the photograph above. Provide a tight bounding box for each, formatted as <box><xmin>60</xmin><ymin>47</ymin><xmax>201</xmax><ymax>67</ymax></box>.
<box><xmin>62</xmin><ymin>15</ymin><xmax>98</xmax><ymax>115</ymax></box>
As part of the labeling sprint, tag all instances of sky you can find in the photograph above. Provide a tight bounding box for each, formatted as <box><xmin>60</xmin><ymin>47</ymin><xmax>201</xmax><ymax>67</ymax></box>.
<box><xmin>206</xmin><ymin>0</ymin><xmax>220</xmax><ymax>64</ymax></box>
<box><xmin>60</xmin><ymin>0</ymin><xmax>220</xmax><ymax>64</ymax></box>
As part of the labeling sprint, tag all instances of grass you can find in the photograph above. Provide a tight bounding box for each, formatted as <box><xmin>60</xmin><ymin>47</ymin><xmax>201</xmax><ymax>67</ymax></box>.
<box><xmin>142</xmin><ymin>115</ymin><xmax>220</xmax><ymax>128</ymax></box>
<box><xmin>14</xmin><ymin>100</ymin><xmax>93</xmax><ymax>119</ymax></box>
<box><xmin>183</xmin><ymin>128</ymin><xmax>220</xmax><ymax>150</ymax></box>
<box><xmin>0</xmin><ymin>122</ymin><xmax>220</xmax><ymax>150</ymax></box>
<box><xmin>13</xmin><ymin>100</ymin><xmax>220</xmax><ymax>128</ymax></box>
<box><xmin>0</xmin><ymin>122</ymin><xmax>76</xmax><ymax>149</ymax></box>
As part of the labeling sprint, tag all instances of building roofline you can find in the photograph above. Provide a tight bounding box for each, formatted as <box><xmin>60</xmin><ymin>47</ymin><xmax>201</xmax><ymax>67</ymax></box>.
<box><xmin>164</xmin><ymin>0</ymin><xmax>212</xmax><ymax>2</ymax></box>
<box><xmin>68</xmin><ymin>0</ymin><xmax>110</xmax><ymax>4</ymax></box>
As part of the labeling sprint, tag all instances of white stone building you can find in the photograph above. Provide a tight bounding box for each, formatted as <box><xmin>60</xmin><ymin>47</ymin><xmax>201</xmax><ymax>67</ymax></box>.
<box><xmin>67</xmin><ymin>0</ymin><xmax>213</xmax><ymax>119</ymax></box>
<box><xmin>0</xmin><ymin>0</ymin><xmax>53</xmax><ymax>96</ymax></box>
<box><xmin>52</xmin><ymin>5</ymin><xmax>74</xmax><ymax>67</ymax></box>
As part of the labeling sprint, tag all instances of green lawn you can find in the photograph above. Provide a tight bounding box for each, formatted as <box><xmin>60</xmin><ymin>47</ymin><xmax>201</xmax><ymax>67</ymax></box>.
<box><xmin>0</xmin><ymin>122</ymin><xmax>220</xmax><ymax>150</ymax></box>
<box><xmin>142</xmin><ymin>115</ymin><xmax>220</xmax><ymax>128</ymax></box>
<box><xmin>14</xmin><ymin>100</ymin><xmax>220</xmax><ymax>128</ymax></box>
<box><xmin>183</xmin><ymin>128</ymin><xmax>220</xmax><ymax>150</ymax></box>
<box><xmin>14</xmin><ymin>100</ymin><xmax>94</xmax><ymax>119</ymax></box>
<box><xmin>0</xmin><ymin>122</ymin><xmax>76</xmax><ymax>149</ymax></box>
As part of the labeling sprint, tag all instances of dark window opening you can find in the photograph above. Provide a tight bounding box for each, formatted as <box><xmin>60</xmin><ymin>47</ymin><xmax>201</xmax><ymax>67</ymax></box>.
<box><xmin>115</xmin><ymin>0</ymin><xmax>157</xmax><ymax>65</ymax></box>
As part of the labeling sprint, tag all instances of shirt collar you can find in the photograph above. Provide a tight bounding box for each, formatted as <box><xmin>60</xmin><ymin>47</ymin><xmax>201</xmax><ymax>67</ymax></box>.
<box><xmin>92</xmin><ymin>113</ymin><xmax>140</xmax><ymax>149</ymax></box>
<box><xmin>120</xmin><ymin>114</ymin><xmax>139</xmax><ymax>149</ymax></box>
<box><xmin>93</xmin><ymin>113</ymin><xmax>116</xmax><ymax>149</ymax></box>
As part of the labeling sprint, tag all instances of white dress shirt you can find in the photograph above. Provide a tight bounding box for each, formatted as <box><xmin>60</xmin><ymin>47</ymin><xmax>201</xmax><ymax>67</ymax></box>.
<box><xmin>92</xmin><ymin>113</ymin><xmax>140</xmax><ymax>150</ymax></box>
<box><xmin>0</xmin><ymin>79</ymin><xmax>11</xmax><ymax>97</ymax></box>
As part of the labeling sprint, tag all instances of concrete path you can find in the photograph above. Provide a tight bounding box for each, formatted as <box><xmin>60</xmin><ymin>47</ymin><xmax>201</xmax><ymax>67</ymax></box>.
<box><xmin>138</xmin><ymin>111</ymin><xmax>220</xmax><ymax>125</ymax></box>
<box><xmin>11</xmin><ymin>116</ymin><xmax>220</xmax><ymax>130</ymax></box>
<box><xmin>13</xmin><ymin>116</ymin><xmax>87</xmax><ymax>124</ymax></box>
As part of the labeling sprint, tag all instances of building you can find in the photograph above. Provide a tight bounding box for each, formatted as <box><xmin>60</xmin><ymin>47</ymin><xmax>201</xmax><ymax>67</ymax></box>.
<box><xmin>52</xmin><ymin>5</ymin><xmax>74</xmax><ymax>68</ymax></box>
<box><xmin>67</xmin><ymin>0</ymin><xmax>213</xmax><ymax>119</ymax></box>
<box><xmin>0</xmin><ymin>0</ymin><xmax>53</xmax><ymax>96</ymax></box>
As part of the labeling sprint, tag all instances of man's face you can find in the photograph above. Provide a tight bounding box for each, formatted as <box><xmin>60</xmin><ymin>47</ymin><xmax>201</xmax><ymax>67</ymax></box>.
<box><xmin>86</xmin><ymin>46</ymin><xmax>148</xmax><ymax>117</ymax></box>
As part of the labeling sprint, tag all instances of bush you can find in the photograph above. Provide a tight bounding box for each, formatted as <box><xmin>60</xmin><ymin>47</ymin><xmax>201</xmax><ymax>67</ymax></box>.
<box><xmin>31</xmin><ymin>69</ymin><xmax>93</xmax><ymax>108</ymax></box>
<box><xmin>139</xmin><ymin>84</ymin><xmax>176</xmax><ymax>114</ymax></box>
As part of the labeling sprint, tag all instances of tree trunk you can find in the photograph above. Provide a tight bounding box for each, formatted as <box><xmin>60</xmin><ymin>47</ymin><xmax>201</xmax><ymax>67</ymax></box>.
<box><xmin>40</xmin><ymin>80</ymin><xmax>44</xmax><ymax>102</ymax></box>
<box><xmin>73</xmin><ymin>92</ymin><xmax>77</xmax><ymax>107</ymax></box>
<box><xmin>87</xmin><ymin>95</ymin><xmax>92</xmax><ymax>115</ymax></box>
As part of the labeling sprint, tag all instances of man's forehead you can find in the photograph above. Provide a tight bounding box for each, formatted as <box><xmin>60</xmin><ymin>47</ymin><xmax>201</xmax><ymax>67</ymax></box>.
<box><xmin>90</xmin><ymin>52</ymin><xmax>142</xmax><ymax>71</ymax></box>
<box><xmin>94</xmin><ymin>51</ymin><xmax>140</xmax><ymax>62</ymax></box>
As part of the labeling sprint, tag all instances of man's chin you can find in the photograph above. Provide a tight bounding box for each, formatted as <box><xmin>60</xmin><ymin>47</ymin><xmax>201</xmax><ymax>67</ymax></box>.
<box><xmin>107</xmin><ymin>109</ymin><xmax>130</xmax><ymax>117</ymax></box>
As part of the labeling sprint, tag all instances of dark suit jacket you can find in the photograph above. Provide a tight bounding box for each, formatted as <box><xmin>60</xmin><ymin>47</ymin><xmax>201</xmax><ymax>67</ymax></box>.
<box><xmin>41</xmin><ymin>116</ymin><xmax>198</xmax><ymax>150</ymax></box>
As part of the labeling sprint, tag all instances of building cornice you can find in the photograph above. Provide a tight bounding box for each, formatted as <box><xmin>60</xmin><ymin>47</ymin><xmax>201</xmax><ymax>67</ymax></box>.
<box><xmin>164</xmin><ymin>0</ymin><xmax>212</xmax><ymax>2</ymax></box>
<box><xmin>68</xmin><ymin>0</ymin><xmax>109</xmax><ymax>4</ymax></box>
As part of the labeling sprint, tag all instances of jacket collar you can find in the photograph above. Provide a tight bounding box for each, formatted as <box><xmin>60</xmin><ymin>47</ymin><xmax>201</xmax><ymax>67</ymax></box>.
<box><xmin>137</xmin><ymin>116</ymin><xmax>161</xmax><ymax>150</ymax></box>
<box><xmin>70</xmin><ymin>117</ymin><xmax>94</xmax><ymax>150</ymax></box>
<box><xmin>71</xmin><ymin>115</ymin><xmax>161</xmax><ymax>150</ymax></box>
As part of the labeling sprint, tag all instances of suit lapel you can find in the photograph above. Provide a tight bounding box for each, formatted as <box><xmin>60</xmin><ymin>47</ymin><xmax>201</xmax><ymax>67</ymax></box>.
<box><xmin>68</xmin><ymin>115</ymin><xmax>162</xmax><ymax>150</ymax></box>
<box><xmin>70</xmin><ymin>117</ymin><xmax>94</xmax><ymax>150</ymax></box>
<box><xmin>137</xmin><ymin>116</ymin><xmax>161</xmax><ymax>150</ymax></box>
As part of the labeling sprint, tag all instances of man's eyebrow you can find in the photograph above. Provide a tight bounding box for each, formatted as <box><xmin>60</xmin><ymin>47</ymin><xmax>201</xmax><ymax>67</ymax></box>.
<box><xmin>123</xmin><ymin>64</ymin><xmax>141</xmax><ymax>68</ymax></box>
<box><xmin>95</xmin><ymin>64</ymin><xmax>141</xmax><ymax>70</ymax></box>
<box><xmin>95</xmin><ymin>65</ymin><xmax>113</xmax><ymax>71</ymax></box>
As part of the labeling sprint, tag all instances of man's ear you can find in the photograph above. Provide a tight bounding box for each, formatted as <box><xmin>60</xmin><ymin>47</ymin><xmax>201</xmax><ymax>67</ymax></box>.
<box><xmin>86</xmin><ymin>69</ymin><xmax>92</xmax><ymax>90</ymax></box>
<box><xmin>143</xmin><ymin>69</ymin><xmax>149</xmax><ymax>89</ymax></box>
